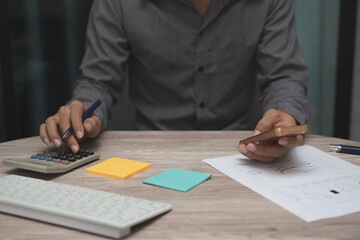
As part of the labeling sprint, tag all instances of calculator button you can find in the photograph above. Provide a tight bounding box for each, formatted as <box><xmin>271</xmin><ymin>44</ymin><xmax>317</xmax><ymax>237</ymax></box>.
<box><xmin>68</xmin><ymin>157</ymin><xmax>77</xmax><ymax>162</ymax></box>
<box><xmin>5</xmin><ymin>146</ymin><xmax>99</xmax><ymax>173</ymax></box>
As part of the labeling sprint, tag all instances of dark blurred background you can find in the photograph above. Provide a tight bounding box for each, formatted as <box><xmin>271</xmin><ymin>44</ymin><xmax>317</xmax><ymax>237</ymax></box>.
<box><xmin>1</xmin><ymin>0</ymin><xmax>359</xmax><ymax>142</ymax></box>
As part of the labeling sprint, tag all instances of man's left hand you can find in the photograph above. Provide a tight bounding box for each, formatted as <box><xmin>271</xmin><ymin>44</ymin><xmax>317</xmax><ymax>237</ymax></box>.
<box><xmin>238</xmin><ymin>109</ymin><xmax>304</xmax><ymax>162</ymax></box>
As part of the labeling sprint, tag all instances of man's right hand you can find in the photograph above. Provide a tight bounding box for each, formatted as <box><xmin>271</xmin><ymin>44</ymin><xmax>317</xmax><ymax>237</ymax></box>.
<box><xmin>39</xmin><ymin>100</ymin><xmax>101</xmax><ymax>153</ymax></box>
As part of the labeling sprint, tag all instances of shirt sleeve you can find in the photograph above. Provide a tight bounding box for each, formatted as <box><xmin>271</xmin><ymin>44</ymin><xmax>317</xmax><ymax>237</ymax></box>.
<box><xmin>70</xmin><ymin>0</ymin><xmax>129</xmax><ymax>130</ymax></box>
<box><xmin>256</xmin><ymin>0</ymin><xmax>312</xmax><ymax>124</ymax></box>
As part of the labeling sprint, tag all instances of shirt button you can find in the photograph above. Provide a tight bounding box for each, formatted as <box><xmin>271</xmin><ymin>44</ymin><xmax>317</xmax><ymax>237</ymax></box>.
<box><xmin>198</xmin><ymin>66</ymin><xmax>204</xmax><ymax>73</ymax></box>
<box><xmin>199</xmin><ymin>102</ymin><xmax>205</xmax><ymax>108</ymax></box>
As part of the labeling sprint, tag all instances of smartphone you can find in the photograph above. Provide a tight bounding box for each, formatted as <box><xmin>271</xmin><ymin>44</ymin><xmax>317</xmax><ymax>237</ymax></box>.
<box><xmin>239</xmin><ymin>124</ymin><xmax>310</xmax><ymax>145</ymax></box>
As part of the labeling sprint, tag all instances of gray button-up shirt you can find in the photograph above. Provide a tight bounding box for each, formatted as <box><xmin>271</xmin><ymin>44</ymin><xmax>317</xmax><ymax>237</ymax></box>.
<box><xmin>72</xmin><ymin>0</ymin><xmax>312</xmax><ymax>130</ymax></box>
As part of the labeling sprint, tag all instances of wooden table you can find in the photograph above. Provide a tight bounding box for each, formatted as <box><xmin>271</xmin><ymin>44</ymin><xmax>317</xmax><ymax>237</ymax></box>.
<box><xmin>1</xmin><ymin>131</ymin><xmax>360</xmax><ymax>239</ymax></box>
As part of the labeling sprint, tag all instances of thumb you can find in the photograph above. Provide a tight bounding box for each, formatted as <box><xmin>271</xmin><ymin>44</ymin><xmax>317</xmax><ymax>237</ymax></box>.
<box><xmin>84</xmin><ymin>115</ymin><xmax>101</xmax><ymax>138</ymax></box>
<box><xmin>254</xmin><ymin>109</ymin><xmax>281</xmax><ymax>134</ymax></box>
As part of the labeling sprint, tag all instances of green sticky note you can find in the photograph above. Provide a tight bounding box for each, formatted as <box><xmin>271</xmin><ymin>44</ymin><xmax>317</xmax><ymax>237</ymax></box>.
<box><xmin>143</xmin><ymin>168</ymin><xmax>212</xmax><ymax>192</ymax></box>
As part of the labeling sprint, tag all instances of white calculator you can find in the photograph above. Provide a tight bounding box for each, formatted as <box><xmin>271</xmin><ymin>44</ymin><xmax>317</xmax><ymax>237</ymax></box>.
<box><xmin>3</xmin><ymin>146</ymin><xmax>100</xmax><ymax>173</ymax></box>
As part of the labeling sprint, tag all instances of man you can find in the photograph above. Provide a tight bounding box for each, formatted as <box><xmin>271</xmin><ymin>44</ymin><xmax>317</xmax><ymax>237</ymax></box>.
<box><xmin>40</xmin><ymin>0</ymin><xmax>312</xmax><ymax>162</ymax></box>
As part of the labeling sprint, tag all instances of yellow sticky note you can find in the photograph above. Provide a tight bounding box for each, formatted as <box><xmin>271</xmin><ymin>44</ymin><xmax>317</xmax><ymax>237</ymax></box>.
<box><xmin>85</xmin><ymin>157</ymin><xmax>152</xmax><ymax>180</ymax></box>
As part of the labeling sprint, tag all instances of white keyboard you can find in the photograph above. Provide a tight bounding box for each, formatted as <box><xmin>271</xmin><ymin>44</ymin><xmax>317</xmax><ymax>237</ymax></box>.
<box><xmin>0</xmin><ymin>175</ymin><xmax>172</xmax><ymax>238</ymax></box>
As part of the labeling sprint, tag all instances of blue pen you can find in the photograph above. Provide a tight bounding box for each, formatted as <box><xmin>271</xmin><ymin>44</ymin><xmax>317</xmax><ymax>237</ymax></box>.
<box><xmin>329</xmin><ymin>144</ymin><xmax>360</xmax><ymax>155</ymax></box>
<box><xmin>61</xmin><ymin>100</ymin><xmax>102</xmax><ymax>139</ymax></box>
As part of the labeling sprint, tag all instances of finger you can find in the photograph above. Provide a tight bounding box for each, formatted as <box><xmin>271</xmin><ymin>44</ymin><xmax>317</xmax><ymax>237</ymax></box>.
<box><xmin>252</xmin><ymin>129</ymin><xmax>261</xmax><ymax>136</ymax></box>
<box><xmin>83</xmin><ymin>116</ymin><xmax>101</xmax><ymax>138</ymax></box>
<box><xmin>65</xmin><ymin>134</ymin><xmax>80</xmax><ymax>153</ymax></box>
<box><xmin>255</xmin><ymin>109</ymin><xmax>281</xmax><ymax>133</ymax></box>
<box><xmin>39</xmin><ymin>123</ymin><xmax>51</xmax><ymax>145</ymax></box>
<box><xmin>239</xmin><ymin>142</ymin><xmax>287</xmax><ymax>162</ymax></box>
<box><xmin>58</xmin><ymin>106</ymin><xmax>72</xmax><ymax>137</ymax></box>
<box><xmin>45</xmin><ymin>115</ymin><xmax>62</xmax><ymax>147</ymax></box>
<box><xmin>278</xmin><ymin>134</ymin><xmax>304</xmax><ymax>148</ymax></box>
<box><xmin>238</xmin><ymin>144</ymin><xmax>276</xmax><ymax>163</ymax></box>
<box><xmin>70</xmin><ymin>101</ymin><xmax>87</xmax><ymax>139</ymax></box>
<box><xmin>247</xmin><ymin>142</ymin><xmax>287</xmax><ymax>159</ymax></box>
<box><xmin>255</xmin><ymin>109</ymin><xmax>298</xmax><ymax>134</ymax></box>
<box><xmin>245</xmin><ymin>152</ymin><xmax>276</xmax><ymax>163</ymax></box>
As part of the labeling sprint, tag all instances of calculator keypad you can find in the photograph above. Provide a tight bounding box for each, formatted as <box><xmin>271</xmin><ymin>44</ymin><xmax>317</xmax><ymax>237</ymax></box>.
<box><xmin>3</xmin><ymin>146</ymin><xmax>100</xmax><ymax>173</ymax></box>
<box><xmin>32</xmin><ymin>148</ymin><xmax>95</xmax><ymax>165</ymax></box>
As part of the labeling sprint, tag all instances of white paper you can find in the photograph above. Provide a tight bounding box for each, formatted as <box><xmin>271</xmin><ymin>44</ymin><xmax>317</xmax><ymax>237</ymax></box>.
<box><xmin>203</xmin><ymin>145</ymin><xmax>360</xmax><ymax>222</ymax></box>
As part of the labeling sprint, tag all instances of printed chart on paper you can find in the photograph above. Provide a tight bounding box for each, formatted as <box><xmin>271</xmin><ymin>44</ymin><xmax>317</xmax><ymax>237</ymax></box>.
<box><xmin>203</xmin><ymin>145</ymin><xmax>360</xmax><ymax>222</ymax></box>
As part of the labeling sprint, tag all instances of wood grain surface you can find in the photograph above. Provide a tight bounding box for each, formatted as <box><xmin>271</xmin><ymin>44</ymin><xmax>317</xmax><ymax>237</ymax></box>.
<box><xmin>1</xmin><ymin>131</ymin><xmax>360</xmax><ymax>240</ymax></box>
